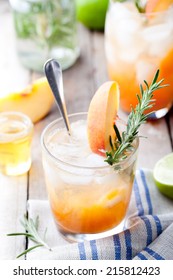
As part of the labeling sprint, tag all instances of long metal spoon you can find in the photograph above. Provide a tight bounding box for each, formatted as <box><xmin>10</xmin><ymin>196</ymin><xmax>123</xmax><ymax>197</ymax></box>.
<box><xmin>44</xmin><ymin>59</ymin><xmax>71</xmax><ymax>135</ymax></box>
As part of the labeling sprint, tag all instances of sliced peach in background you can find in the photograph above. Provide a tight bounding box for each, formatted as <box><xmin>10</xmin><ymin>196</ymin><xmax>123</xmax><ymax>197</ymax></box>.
<box><xmin>145</xmin><ymin>0</ymin><xmax>173</xmax><ymax>13</ymax></box>
<box><xmin>87</xmin><ymin>81</ymin><xmax>120</xmax><ymax>155</ymax></box>
<box><xmin>0</xmin><ymin>77</ymin><xmax>54</xmax><ymax>123</ymax></box>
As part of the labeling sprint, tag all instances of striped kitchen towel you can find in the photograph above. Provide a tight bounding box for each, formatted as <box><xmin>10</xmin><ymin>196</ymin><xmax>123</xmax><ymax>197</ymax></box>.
<box><xmin>27</xmin><ymin>169</ymin><xmax>173</xmax><ymax>260</ymax></box>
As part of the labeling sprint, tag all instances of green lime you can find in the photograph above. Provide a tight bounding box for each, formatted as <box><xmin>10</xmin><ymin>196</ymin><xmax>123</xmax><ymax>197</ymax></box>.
<box><xmin>153</xmin><ymin>153</ymin><xmax>173</xmax><ymax>199</ymax></box>
<box><xmin>76</xmin><ymin>0</ymin><xmax>109</xmax><ymax>30</ymax></box>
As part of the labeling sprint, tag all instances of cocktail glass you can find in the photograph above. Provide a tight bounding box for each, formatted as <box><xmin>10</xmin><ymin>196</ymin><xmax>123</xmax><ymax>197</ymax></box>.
<box><xmin>41</xmin><ymin>113</ymin><xmax>139</xmax><ymax>242</ymax></box>
<box><xmin>105</xmin><ymin>0</ymin><xmax>173</xmax><ymax>118</ymax></box>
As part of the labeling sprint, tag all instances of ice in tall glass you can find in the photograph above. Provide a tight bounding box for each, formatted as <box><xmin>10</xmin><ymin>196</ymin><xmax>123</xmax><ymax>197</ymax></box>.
<box><xmin>105</xmin><ymin>0</ymin><xmax>173</xmax><ymax>118</ymax></box>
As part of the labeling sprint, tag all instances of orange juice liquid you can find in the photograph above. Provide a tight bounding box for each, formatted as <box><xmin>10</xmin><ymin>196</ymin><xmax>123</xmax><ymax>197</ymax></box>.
<box><xmin>42</xmin><ymin>116</ymin><xmax>138</xmax><ymax>237</ymax></box>
<box><xmin>105</xmin><ymin>1</ymin><xmax>173</xmax><ymax>117</ymax></box>
<box><xmin>47</xmin><ymin>177</ymin><xmax>133</xmax><ymax>234</ymax></box>
<box><xmin>108</xmin><ymin>49</ymin><xmax>173</xmax><ymax>114</ymax></box>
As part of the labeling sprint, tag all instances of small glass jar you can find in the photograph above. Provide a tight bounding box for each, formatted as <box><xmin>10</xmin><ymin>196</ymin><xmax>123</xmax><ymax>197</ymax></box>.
<box><xmin>9</xmin><ymin>0</ymin><xmax>80</xmax><ymax>72</ymax></box>
<box><xmin>0</xmin><ymin>112</ymin><xmax>33</xmax><ymax>176</ymax></box>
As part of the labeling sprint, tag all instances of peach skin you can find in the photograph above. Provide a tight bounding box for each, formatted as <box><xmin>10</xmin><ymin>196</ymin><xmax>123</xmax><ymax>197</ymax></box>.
<box><xmin>0</xmin><ymin>77</ymin><xmax>54</xmax><ymax>123</ymax></box>
<box><xmin>87</xmin><ymin>81</ymin><xmax>120</xmax><ymax>155</ymax></box>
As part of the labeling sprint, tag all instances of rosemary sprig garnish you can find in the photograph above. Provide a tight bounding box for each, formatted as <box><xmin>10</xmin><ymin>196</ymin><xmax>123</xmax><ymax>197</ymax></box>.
<box><xmin>7</xmin><ymin>215</ymin><xmax>51</xmax><ymax>258</ymax></box>
<box><xmin>135</xmin><ymin>0</ymin><xmax>147</xmax><ymax>13</ymax></box>
<box><xmin>114</xmin><ymin>0</ymin><xmax>147</xmax><ymax>13</ymax></box>
<box><xmin>105</xmin><ymin>70</ymin><xmax>168</xmax><ymax>167</ymax></box>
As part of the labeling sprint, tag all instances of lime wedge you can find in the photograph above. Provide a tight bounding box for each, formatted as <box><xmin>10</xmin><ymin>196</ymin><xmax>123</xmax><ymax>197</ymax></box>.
<box><xmin>153</xmin><ymin>153</ymin><xmax>173</xmax><ymax>199</ymax></box>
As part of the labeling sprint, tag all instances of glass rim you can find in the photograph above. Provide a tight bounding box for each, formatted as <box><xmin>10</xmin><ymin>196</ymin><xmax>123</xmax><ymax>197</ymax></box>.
<box><xmin>0</xmin><ymin>111</ymin><xmax>33</xmax><ymax>142</ymax></box>
<box><xmin>41</xmin><ymin>112</ymin><xmax>139</xmax><ymax>170</ymax></box>
<box><xmin>109</xmin><ymin>0</ymin><xmax>172</xmax><ymax>16</ymax></box>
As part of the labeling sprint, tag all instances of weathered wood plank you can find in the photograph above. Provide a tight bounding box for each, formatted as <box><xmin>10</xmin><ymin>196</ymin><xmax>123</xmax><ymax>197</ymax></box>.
<box><xmin>92</xmin><ymin>31</ymin><xmax>109</xmax><ymax>89</ymax></box>
<box><xmin>28</xmin><ymin>120</ymin><xmax>50</xmax><ymax>200</ymax></box>
<box><xmin>63</xmin><ymin>24</ymin><xmax>95</xmax><ymax>114</ymax></box>
<box><xmin>0</xmin><ymin>2</ymin><xmax>28</xmax><ymax>260</ymax></box>
<box><xmin>138</xmin><ymin>119</ymin><xmax>172</xmax><ymax>168</ymax></box>
<box><xmin>0</xmin><ymin>0</ymin><xmax>10</xmax><ymax>13</ymax></box>
<box><xmin>0</xmin><ymin>1</ymin><xmax>172</xmax><ymax>261</ymax></box>
<box><xmin>0</xmin><ymin>174</ymin><xmax>27</xmax><ymax>260</ymax></box>
<box><xmin>0</xmin><ymin>3</ymin><xmax>30</xmax><ymax>96</ymax></box>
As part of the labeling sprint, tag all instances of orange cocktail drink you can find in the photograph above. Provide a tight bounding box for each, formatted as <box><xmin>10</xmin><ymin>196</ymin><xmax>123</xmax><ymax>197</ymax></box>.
<box><xmin>105</xmin><ymin>0</ymin><xmax>173</xmax><ymax>118</ymax></box>
<box><xmin>41</xmin><ymin>113</ymin><xmax>139</xmax><ymax>241</ymax></box>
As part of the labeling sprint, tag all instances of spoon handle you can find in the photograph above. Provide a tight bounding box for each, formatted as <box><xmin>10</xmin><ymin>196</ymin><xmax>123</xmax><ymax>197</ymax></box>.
<box><xmin>44</xmin><ymin>59</ymin><xmax>71</xmax><ymax>135</ymax></box>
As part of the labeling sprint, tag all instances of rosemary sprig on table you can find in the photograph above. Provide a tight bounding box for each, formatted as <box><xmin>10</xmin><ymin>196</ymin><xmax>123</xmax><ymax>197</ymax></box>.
<box><xmin>105</xmin><ymin>70</ymin><xmax>168</xmax><ymax>167</ymax></box>
<box><xmin>7</xmin><ymin>215</ymin><xmax>51</xmax><ymax>258</ymax></box>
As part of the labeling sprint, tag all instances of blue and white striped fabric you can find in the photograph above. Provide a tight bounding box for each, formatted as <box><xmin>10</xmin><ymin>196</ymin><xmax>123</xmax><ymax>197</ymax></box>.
<box><xmin>27</xmin><ymin>169</ymin><xmax>173</xmax><ymax>260</ymax></box>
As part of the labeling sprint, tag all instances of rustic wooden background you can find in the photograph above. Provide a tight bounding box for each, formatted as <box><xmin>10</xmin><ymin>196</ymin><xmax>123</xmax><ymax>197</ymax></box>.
<box><xmin>0</xmin><ymin>0</ymin><xmax>172</xmax><ymax>260</ymax></box>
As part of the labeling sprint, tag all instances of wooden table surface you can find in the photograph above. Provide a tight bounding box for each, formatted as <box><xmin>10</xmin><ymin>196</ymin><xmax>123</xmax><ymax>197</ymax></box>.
<box><xmin>0</xmin><ymin>0</ymin><xmax>173</xmax><ymax>260</ymax></box>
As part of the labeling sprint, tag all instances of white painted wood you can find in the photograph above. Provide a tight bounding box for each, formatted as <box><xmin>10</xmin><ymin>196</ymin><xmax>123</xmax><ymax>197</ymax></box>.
<box><xmin>0</xmin><ymin>2</ymin><xmax>172</xmax><ymax>259</ymax></box>
<box><xmin>0</xmin><ymin>2</ymin><xmax>30</xmax><ymax>96</ymax></box>
<box><xmin>138</xmin><ymin>119</ymin><xmax>172</xmax><ymax>168</ymax></box>
<box><xmin>92</xmin><ymin>31</ymin><xmax>109</xmax><ymax>89</ymax></box>
<box><xmin>0</xmin><ymin>174</ymin><xmax>27</xmax><ymax>260</ymax></box>
<box><xmin>0</xmin><ymin>1</ymin><xmax>28</xmax><ymax>260</ymax></box>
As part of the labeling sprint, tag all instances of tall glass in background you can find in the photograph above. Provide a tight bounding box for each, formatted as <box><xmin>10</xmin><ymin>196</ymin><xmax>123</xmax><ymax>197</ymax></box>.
<box><xmin>9</xmin><ymin>0</ymin><xmax>79</xmax><ymax>71</ymax></box>
<box><xmin>41</xmin><ymin>113</ymin><xmax>139</xmax><ymax>242</ymax></box>
<box><xmin>105</xmin><ymin>0</ymin><xmax>173</xmax><ymax>118</ymax></box>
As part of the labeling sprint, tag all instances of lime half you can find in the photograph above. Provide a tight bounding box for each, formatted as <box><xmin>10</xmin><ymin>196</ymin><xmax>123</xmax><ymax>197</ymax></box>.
<box><xmin>153</xmin><ymin>153</ymin><xmax>173</xmax><ymax>199</ymax></box>
<box><xmin>76</xmin><ymin>0</ymin><xmax>109</xmax><ymax>30</ymax></box>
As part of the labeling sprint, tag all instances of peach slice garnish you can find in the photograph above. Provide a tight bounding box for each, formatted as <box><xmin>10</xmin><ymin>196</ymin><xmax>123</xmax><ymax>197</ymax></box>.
<box><xmin>0</xmin><ymin>77</ymin><xmax>54</xmax><ymax>123</ymax></box>
<box><xmin>145</xmin><ymin>0</ymin><xmax>173</xmax><ymax>13</ymax></box>
<box><xmin>87</xmin><ymin>81</ymin><xmax>120</xmax><ymax>155</ymax></box>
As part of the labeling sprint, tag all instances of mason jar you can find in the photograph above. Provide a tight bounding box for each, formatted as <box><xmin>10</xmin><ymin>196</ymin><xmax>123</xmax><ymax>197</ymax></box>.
<box><xmin>9</xmin><ymin>0</ymin><xmax>80</xmax><ymax>71</ymax></box>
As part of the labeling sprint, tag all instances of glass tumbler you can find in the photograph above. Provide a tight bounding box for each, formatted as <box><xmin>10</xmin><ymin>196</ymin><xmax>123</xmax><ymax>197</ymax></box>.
<box><xmin>105</xmin><ymin>0</ymin><xmax>173</xmax><ymax>119</ymax></box>
<box><xmin>9</xmin><ymin>0</ymin><xmax>80</xmax><ymax>71</ymax></box>
<box><xmin>0</xmin><ymin>111</ymin><xmax>33</xmax><ymax>176</ymax></box>
<box><xmin>41</xmin><ymin>113</ymin><xmax>139</xmax><ymax>242</ymax></box>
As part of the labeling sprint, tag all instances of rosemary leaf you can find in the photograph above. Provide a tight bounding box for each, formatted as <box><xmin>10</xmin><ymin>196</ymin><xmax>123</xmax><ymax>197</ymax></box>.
<box><xmin>16</xmin><ymin>244</ymin><xmax>44</xmax><ymax>259</ymax></box>
<box><xmin>105</xmin><ymin>69</ymin><xmax>168</xmax><ymax>167</ymax></box>
<box><xmin>135</xmin><ymin>0</ymin><xmax>147</xmax><ymax>13</ymax></box>
<box><xmin>7</xmin><ymin>233</ymin><xmax>33</xmax><ymax>238</ymax></box>
<box><xmin>7</xmin><ymin>215</ymin><xmax>52</xmax><ymax>258</ymax></box>
<box><xmin>113</xmin><ymin>124</ymin><xmax>122</xmax><ymax>143</ymax></box>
